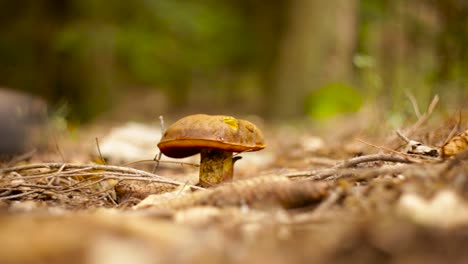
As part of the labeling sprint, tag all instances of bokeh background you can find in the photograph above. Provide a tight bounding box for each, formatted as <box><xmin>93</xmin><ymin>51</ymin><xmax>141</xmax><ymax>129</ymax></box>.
<box><xmin>0</xmin><ymin>0</ymin><xmax>466</xmax><ymax>122</ymax></box>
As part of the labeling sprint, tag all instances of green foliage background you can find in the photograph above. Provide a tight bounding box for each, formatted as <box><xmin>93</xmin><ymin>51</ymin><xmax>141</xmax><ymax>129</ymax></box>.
<box><xmin>0</xmin><ymin>0</ymin><xmax>466</xmax><ymax>121</ymax></box>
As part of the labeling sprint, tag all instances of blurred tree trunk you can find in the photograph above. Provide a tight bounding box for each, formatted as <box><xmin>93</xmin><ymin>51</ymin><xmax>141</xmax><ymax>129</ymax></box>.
<box><xmin>245</xmin><ymin>0</ymin><xmax>286</xmax><ymax>114</ymax></box>
<box><xmin>36</xmin><ymin>0</ymin><xmax>71</xmax><ymax>102</ymax></box>
<box><xmin>432</xmin><ymin>0</ymin><xmax>468</xmax><ymax>84</ymax></box>
<box><xmin>269</xmin><ymin>0</ymin><xmax>358</xmax><ymax>119</ymax></box>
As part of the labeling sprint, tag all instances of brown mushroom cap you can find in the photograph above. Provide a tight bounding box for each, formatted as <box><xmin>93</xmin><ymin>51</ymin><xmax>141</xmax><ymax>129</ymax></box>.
<box><xmin>158</xmin><ymin>114</ymin><xmax>265</xmax><ymax>158</ymax></box>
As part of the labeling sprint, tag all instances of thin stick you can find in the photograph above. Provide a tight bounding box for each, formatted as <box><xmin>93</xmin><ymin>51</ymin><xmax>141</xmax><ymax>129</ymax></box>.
<box><xmin>310</xmin><ymin>188</ymin><xmax>342</xmax><ymax>215</ymax></box>
<box><xmin>122</xmin><ymin>159</ymin><xmax>199</xmax><ymax>167</ymax></box>
<box><xmin>0</xmin><ymin>190</ymin><xmax>39</xmax><ymax>200</ymax></box>
<box><xmin>405</xmin><ymin>90</ymin><xmax>421</xmax><ymax>118</ymax></box>
<box><xmin>406</xmin><ymin>94</ymin><xmax>439</xmax><ymax>137</ymax></box>
<box><xmin>1</xmin><ymin>163</ymin><xmax>156</xmax><ymax>175</ymax></box>
<box><xmin>395</xmin><ymin>130</ymin><xmax>411</xmax><ymax>143</ymax></box>
<box><xmin>335</xmin><ymin>163</ymin><xmax>426</xmax><ymax>182</ymax></box>
<box><xmin>443</xmin><ymin>110</ymin><xmax>462</xmax><ymax>146</ymax></box>
<box><xmin>427</xmin><ymin>94</ymin><xmax>440</xmax><ymax>114</ymax></box>
<box><xmin>57</xmin><ymin>178</ymin><xmax>107</xmax><ymax>193</ymax></box>
<box><xmin>357</xmin><ymin>138</ymin><xmax>411</xmax><ymax>156</ymax></box>
<box><xmin>48</xmin><ymin>163</ymin><xmax>67</xmax><ymax>186</ymax></box>
<box><xmin>56</xmin><ymin>163</ymin><xmax>67</xmax><ymax>174</ymax></box>
<box><xmin>46</xmin><ymin>176</ymin><xmax>56</xmax><ymax>186</ymax></box>
<box><xmin>106</xmin><ymin>192</ymin><xmax>118</xmax><ymax>205</ymax></box>
<box><xmin>17</xmin><ymin>183</ymin><xmax>61</xmax><ymax>189</ymax></box>
<box><xmin>385</xmin><ymin>94</ymin><xmax>440</xmax><ymax>150</ymax></box>
<box><xmin>358</xmin><ymin>139</ymin><xmax>438</xmax><ymax>162</ymax></box>
<box><xmin>337</xmin><ymin>153</ymin><xmax>414</xmax><ymax>168</ymax></box>
<box><xmin>176</xmin><ymin>181</ymin><xmax>190</xmax><ymax>197</ymax></box>
<box><xmin>53</xmin><ymin>135</ymin><xmax>66</xmax><ymax>163</ymax></box>
<box><xmin>153</xmin><ymin>115</ymin><xmax>166</xmax><ymax>173</ymax></box>
<box><xmin>152</xmin><ymin>152</ymin><xmax>162</xmax><ymax>174</ymax></box>
<box><xmin>95</xmin><ymin>137</ymin><xmax>106</xmax><ymax>165</ymax></box>
<box><xmin>284</xmin><ymin>153</ymin><xmax>416</xmax><ymax>180</ymax></box>
<box><xmin>59</xmin><ymin>167</ymin><xmax>94</xmax><ymax>174</ymax></box>
<box><xmin>10</xmin><ymin>171</ymin><xmax>23</xmax><ymax>178</ymax></box>
<box><xmin>159</xmin><ymin>115</ymin><xmax>166</xmax><ymax>134</ymax></box>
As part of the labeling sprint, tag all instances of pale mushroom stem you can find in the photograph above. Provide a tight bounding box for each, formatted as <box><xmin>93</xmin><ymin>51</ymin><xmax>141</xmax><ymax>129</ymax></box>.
<box><xmin>199</xmin><ymin>148</ymin><xmax>233</xmax><ymax>187</ymax></box>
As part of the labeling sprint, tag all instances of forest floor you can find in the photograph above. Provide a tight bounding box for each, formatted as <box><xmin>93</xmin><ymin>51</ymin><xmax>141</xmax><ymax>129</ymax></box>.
<box><xmin>1</xmin><ymin>100</ymin><xmax>468</xmax><ymax>264</ymax></box>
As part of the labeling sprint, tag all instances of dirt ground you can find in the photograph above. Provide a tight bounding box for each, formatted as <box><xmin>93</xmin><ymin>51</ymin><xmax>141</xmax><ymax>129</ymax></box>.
<box><xmin>1</xmin><ymin>102</ymin><xmax>468</xmax><ymax>264</ymax></box>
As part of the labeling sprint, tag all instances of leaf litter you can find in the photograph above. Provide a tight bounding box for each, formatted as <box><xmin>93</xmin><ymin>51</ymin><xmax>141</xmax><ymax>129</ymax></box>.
<box><xmin>1</xmin><ymin>102</ymin><xmax>468</xmax><ymax>263</ymax></box>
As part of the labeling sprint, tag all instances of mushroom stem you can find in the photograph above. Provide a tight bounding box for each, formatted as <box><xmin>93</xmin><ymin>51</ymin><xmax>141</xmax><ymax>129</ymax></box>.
<box><xmin>198</xmin><ymin>148</ymin><xmax>233</xmax><ymax>187</ymax></box>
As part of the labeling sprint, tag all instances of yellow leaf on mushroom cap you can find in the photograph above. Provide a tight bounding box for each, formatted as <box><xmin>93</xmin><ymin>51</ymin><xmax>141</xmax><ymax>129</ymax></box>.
<box><xmin>222</xmin><ymin>116</ymin><xmax>239</xmax><ymax>130</ymax></box>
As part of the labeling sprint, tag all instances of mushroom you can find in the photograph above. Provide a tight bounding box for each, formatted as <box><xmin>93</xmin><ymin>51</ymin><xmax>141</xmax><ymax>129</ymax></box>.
<box><xmin>157</xmin><ymin>114</ymin><xmax>265</xmax><ymax>187</ymax></box>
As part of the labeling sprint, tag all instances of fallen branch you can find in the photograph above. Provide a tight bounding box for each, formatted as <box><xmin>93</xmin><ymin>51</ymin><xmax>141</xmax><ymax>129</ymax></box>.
<box><xmin>336</xmin><ymin>153</ymin><xmax>414</xmax><ymax>168</ymax></box>
<box><xmin>284</xmin><ymin>153</ymin><xmax>417</xmax><ymax>180</ymax></box>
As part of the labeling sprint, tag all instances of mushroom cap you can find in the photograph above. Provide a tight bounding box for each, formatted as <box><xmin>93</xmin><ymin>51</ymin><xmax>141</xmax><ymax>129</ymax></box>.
<box><xmin>158</xmin><ymin>114</ymin><xmax>265</xmax><ymax>158</ymax></box>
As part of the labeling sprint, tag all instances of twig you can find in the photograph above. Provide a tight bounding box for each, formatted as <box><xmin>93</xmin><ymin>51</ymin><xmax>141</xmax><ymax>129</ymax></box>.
<box><xmin>285</xmin><ymin>153</ymin><xmax>417</xmax><ymax>180</ymax></box>
<box><xmin>47</xmin><ymin>163</ymin><xmax>67</xmax><ymax>186</ymax></box>
<box><xmin>0</xmin><ymin>190</ymin><xmax>40</xmax><ymax>200</ymax></box>
<box><xmin>56</xmin><ymin>163</ymin><xmax>67</xmax><ymax>174</ymax></box>
<box><xmin>159</xmin><ymin>115</ymin><xmax>166</xmax><ymax>134</ymax></box>
<box><xmin>57</xmin><ymin>178</ymin><xmax>108</xmax><ymax>194</ymax></box>
<box><xmin>46</xmin><ymin>176</ymin><xmax>56</xmax><ymax>186</ymax></box>
<box><xmin>106</xmin><ymin>192</ymin><xmax>118</xmax><ymax>205</ymax></box>
<box><xmin>356</xmin><ymin>138</ymin><xmax>425</xmax><ymax>160</ymax></box>
<box><xmin>95</xmin><ymin>137</ymin><xmax>106</xmax><ymax>165</ymax></box>
<box><xmin>337</xmin><ymin>153</ymin><xmax>414</xmax><ymax>168</ymax></box>
<box><xmin>53</xmin><ymin>135</ymin><xmax>66</xmax><ymax>163</ymax></box>
<box><xmin>309</xmin><ymin>188</ymin><xmax>342</xmax><ymax>216</ymax></box>
<box><xmin>176</xmin><ymin>181</ymin><xmax>190</xmax><ymax>197</ymax></box>
<box><xmin>153</xmin><ymin>115</ymin><xmax>166</xmax><ymax>173</ymax></box>
<box><xmin>443</xmin><ymin>110</ymin><xmax>462</xmax><ymax>146</ymax></box>
<box><xmin>405</xmin><ymin>90</ymin><xmax>422</xmax><ymax>118</ymax></box>
<box><xmin>59</xmin><ymin>167</ymin><xmax>94</xmax><ymax>174</ymax></box>
<box><xmin>386</xmin><ymin>95</ymin><xmax>440</xmax><ymax>149</ymax></box>
<box><xmin>334</xmin><ymin>163</ymin><xmax>439</xmax><ymax>182</ymax></box>
<box><xmin>17</xmin><ymin>183</ymin><xmax>61</xmax><ymax>190</ymax></box>
<box><xmin>395</xmin><ymin>130</ymin><xmax>411</xmax><ymax>143</ymax></box>
<box><xmin>11</xmin><ymin>171</ymin><xmax>23</xmax><ymax>178</ymax></box>
<box><xmin>122</xmin><ymin>159</ymin><xmax>199</xmax><ymax>167</ymax></box>
<box><xmin>282</xmin><ymin>168</ymin><xmax>338</xmax><ymax>180</ymax></box>
<box><xmin>357</xmin><ymin>138</ymin><xmax>405</xmax><ymax>155</ymax></box>
<box><xmin>428</xmin><ymin>94</ymin><xmax>439</xmax><ymax>114</ymax></box>
<box><xmin>0</xmin><ymin>190</ymin><xmax>12</xmax><ymax>196</ymax></box>
<box><xmin>152</xmin><ymin>152</ymin><xmax>162</xmax><ymax>173</ymax></box>
<box><xmin>406</xmin><ymin>94</ymin><xmax>439</xmax><ymax>137</ymax></box>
